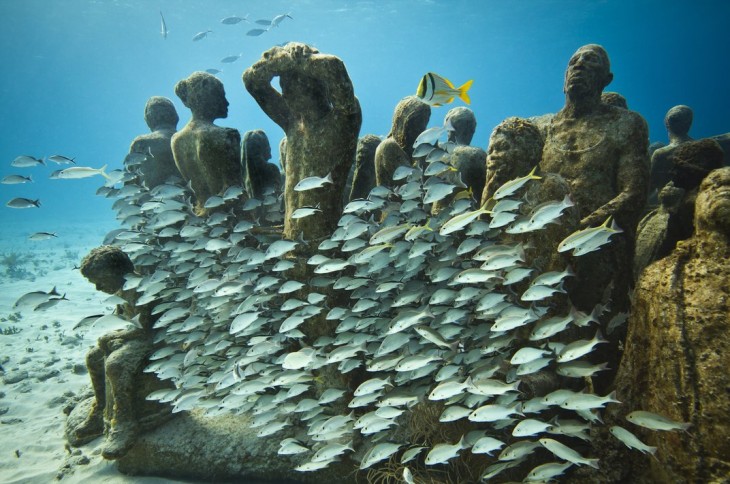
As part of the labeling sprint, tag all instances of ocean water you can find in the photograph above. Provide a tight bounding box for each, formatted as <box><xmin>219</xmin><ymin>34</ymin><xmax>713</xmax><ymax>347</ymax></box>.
<box><xmin>1</xmin><ymin>0</ymin><xmax>729</xmax><ymax>234</ymax></box>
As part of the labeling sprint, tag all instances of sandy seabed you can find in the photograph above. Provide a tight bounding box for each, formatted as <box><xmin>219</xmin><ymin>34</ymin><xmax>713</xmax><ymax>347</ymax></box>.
<box><xmin>0</xmin><ymin>219</ymin><xmax>196</xmax><ymax>483</ymax></box>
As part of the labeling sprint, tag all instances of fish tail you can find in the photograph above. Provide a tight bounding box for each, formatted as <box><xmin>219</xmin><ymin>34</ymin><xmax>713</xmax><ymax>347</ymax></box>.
<box><xmin>457</xmin><ymin>80</ymin><xmax>473</xmax><ymax>105</ymax></box>
<box><xmin>527</xmin><ymin>165</ymin><xmax>542</xmax><ymax>180</ymax></box>
<box><xmin>324</xmin><ymin>172</ymin><xmax>333</xmax><ymax>184</ymax></box>
<box><xmin>34</xmin><ymin>199</ymin><xmax>41</xmax><ymax>207</ymax></box>
<box><xmin>28</xmin><ymin>175</ymin><xmax>33</xmax><ymax>183</ymax></box>
<box><xmin>98</xmin><ymin>164</ymin><xmax>113</xmax><ymax>181</ymax></box>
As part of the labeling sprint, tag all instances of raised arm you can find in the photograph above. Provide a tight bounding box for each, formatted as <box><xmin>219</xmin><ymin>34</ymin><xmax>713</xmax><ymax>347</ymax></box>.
<box><xmin>243</xmin><ymin>47</ymin><xmax>293</xmax><ymax>131</ymax></box>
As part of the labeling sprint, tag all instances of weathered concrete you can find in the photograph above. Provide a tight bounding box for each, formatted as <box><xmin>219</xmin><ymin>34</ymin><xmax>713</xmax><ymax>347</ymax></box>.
<box><xmin>128</xmin><ymin>96</ymin><xmax>181</xmax><ymax>188</ymax></box>
<box><xmin>243</xmin><ymin>43</ymin><xmax>362</xmax><ymax>240</ymax></box>
<box><xmin>172</xmin><ymin>72</ymin><xmax>242</xmax><ymax>213</ymax></box>
<box><xmin>242</xmin><ymin>129</ymin><xmax>281</xmax><ymax>199</ymax></box>
<box><xmin>348</xmin><ymin>134</ymin><xmax>381</xmax><ymax>201</ymax></box>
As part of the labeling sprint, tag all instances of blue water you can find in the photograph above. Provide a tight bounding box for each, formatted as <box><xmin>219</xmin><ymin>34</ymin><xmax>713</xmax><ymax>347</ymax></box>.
<box><xmin>0</xmin><ymin>0</ymin><xmax>728</xmax><ymax>233</ymax></box>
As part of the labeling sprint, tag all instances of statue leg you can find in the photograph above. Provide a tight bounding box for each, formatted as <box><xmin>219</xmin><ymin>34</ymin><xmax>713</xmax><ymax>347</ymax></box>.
<box><xmin>101</xmin><ymin>338</ymin><xmax>151</xmax><ymax>459</ymax></box>
<box><xmin>71</xmin><ymin>345</ymin><xmax>105</xmax><ymax>443</ymax></box>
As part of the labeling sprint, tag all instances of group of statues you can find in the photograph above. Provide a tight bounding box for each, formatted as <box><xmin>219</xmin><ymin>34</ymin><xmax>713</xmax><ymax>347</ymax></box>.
<box><xmin>66</xmin><ymin>42</ymin><xmax>728</xmax><ymax>482</ymax></box>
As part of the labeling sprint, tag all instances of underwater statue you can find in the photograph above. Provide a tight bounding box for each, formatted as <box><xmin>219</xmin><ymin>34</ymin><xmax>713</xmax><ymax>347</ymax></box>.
<box><xmin>538</xmin><ymin>44</ymin><xmax>649</xmax><ymax>323</ymax></box>
<box><xmin>348</xmin><ymin>134</ymin><xmax>381</xmax><ymax>202</ymax></box>
<box><xmin>443</xmin><ymin>107</ymin><xmax>486</xmax><ymax>206</ymax></box>
<box><xmin>128</xmin><ymin>96</ymin><xmax>181</xmax><ymax>189</ymax></box>
<box><xmin>374</xmin><ymin>96</ymin><xmax>430</xmax><ymax>186</ymax></box>
<box><xmin>241</xmin><ymin>129</ymin><xmax>281</xmax><ymax>200</ymax></box>
<box><xmin>615</xmin><ymin>166</ymin><xmax>730</xmax><ymax>483</ymax></box>
<box><xmin>650</xmin><ymin>105</ymin><xmax>695</xmax><ymax>202</ymax></box>
<box><xmin>243</xmin><ymin>42</ymin><xmax>362</xmax><ymax>240</ymax></box>
<box><xmin>482</xmin><ymin>117</ymin><xmax>543</xmax><ymax>203</ymax></box>
<box><xmin>600</xmin><ymin>91</ymin><xmax>628</xmax><ymax>109</ymax></box>
<box><xmin>68</xmin><ymin>246</ymin><xmax>170</xmax><ymax>460</ymax></box>
<box><xmin>171</xmin><ymin>71</ymin><xmax>242</xmax><ymax>213</ymax></box>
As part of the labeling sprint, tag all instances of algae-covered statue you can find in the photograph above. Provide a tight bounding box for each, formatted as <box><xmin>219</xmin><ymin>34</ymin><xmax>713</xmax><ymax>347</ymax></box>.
<box><xmin>615</xmin><ymin>166</ymin><xmax>730</xmax><ymax>482</ymax></box>
<box><xmin>128</xmin><ymin>96</ymin><xmax>181</xmax><ymax>189</ymax></box>
<box><xmin>374</xmin><ymin>96</ymin><xmax>430</xmax><ymax>186</ymax></box>
<box><xmin>68</xmin><ymin>246</ymin><xmax>170</xmax><ymax>460</ymax></box>
<box><xmin>241</xmin><ymin>129</ymin><xmax>281</xmax><ymax>200</ymax></box>
<box><xmin>243</xmin><ymin>42</ymin><xmax>362</xmax><ymax>240</ymax></box>
<box><xmin>482</xmin><ymin>117</ymin><xmax>543</xmax><ymax>203</ymax></box>
<box><xmin>348</xmin><ymin>134</ymin><xmax>381</xmax><ymax>202</ymax></box>
<box><xmin>444</xmin><ymin>107</ymin><xmax>486</xmax><ymax>206</ymax></box>
<box><xmin>650</xmin><ymin>105</ymin><xmax>694</xmax><ymax>202</ymax></box>
<box><xmin>171</xmin><ymin>71</ymin><xmax>242</xmax><ymax>212</ymax></box>
<box><xmin>538</xmin><ymin>44</ymin><xmax>649</xmax><ymax>323</ymax></box>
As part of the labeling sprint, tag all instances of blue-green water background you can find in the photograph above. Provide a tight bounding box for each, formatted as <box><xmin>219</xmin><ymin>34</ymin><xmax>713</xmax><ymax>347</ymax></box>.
<box><xmin>1</xmin><ymin>0</ymin><xmax>728</xmax><ymax>236</ymax></box>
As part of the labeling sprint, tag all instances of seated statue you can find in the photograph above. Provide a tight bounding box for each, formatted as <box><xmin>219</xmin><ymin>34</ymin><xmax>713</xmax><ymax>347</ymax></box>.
<box><xmin>171</xmin><ymin>72</ymin><xmax>242</xmax><ymax>212</ymax></box>
<box><xmin>444</xmin><ymin>107</ymin><xmax>486</xmax><ymax>206</ymax></box>
<box><xmin>241</xmin><ymin>129</ymin><xmax>281</xmax><ymax>199</ymax></box>
<box><xmin>374</xmin><ymin>96</ymin><xmax>430</xmax><ymax>187</ymax></box>
<box><xmin>68</xmin><ymin>246</ymin><xmax>171</xmax><ymax>460</ymax></box>
<box><xmin>243</xmin><ymin>42</ymin><xmax>362</xmax><ymax>240</ymax></box>
<box><xmin>615</xmin><ymin>166</ymin><xmax>730</xmax><ymax>482</ymax></box>
<box><xmin>650</xmin><ymin>105</ymin><xmax>694</xmax><ymax>203</ymax></box>
<box><xmin>128</xmin><ymin>96</ymin><xmax>181</xmax><ymax>189</ymax></box>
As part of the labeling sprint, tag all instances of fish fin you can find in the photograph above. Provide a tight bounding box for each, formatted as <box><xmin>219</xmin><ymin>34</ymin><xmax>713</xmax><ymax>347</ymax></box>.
<box><xmin>98</xmin><ymin>164</ymin><xmax>113</xmax><ymax>181</ymax></box>
<box><xmin>457</xmin><ymin>79</ymin><xmax>473</xmax><ymax>104</ymax></box>
<box><xmin>527</xmin><ymin>165</ymin><xmax>542</xmax><ymax>180</ymax></box>
<box><xmin>324</xmin><ymin>172</ymin><xmax>333</xmax><ymax>184</ymax></box>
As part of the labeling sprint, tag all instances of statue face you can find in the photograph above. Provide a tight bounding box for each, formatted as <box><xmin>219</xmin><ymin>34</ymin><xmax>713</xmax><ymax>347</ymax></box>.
<box><xmin>564</xmin><ymin>46</ymin><xmax>610</xmax><ymax>97</ymax></box>
<box><xmin>696</xmin><ymin>168</ymin><xmax>730</xmax><ymax>234</ymax></box>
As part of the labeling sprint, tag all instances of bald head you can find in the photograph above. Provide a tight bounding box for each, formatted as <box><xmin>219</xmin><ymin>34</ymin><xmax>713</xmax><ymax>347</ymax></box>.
<box><xmin>564</xmin><ymin>44</ymin><xmax>614</xmax><ymax>99</ymax></box>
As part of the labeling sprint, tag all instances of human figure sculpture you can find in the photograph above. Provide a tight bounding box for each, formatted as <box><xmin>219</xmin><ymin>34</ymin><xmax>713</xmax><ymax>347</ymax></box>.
<box><xmin>482</xmin><ymin>117</ymin><xmax>543</xmax><ymax>203</ymax></box>
<box><xmin>348</xmin><ymin>134</ymin><xmax>381</xmax><ymax>201</ymax></box>
<box><xmin>129</xmin><ymin>96</ymin><xmax>181</xmax><ymax>188</ymax></box>
<box><xmin>374</xmin><ymin>96</ymin><xmax>430</xmax><ymax>187</ymax></box>
<box><xmin>539</xmin><ymin>44</ymin><xmax>649</xmax><ymax>322</ymax></box>
<box><xmin>440</xmin><ymin>107</ymin><xmax>486</xmax><ymax>206</ymax></box>
<box><xmin>600</xmin><ymin>91</ymin><xmax>628</xmax><ymax>109</ymax></box>
<box><xmin>615</xmin><ymin>167</ymin><xmax>730</xmax><ymax>482</ymax></box>
<box><xmin>68</xmin><ymin>246</ymin><xmax>170</xmax><ymax>460</ymax></box>
<box><xmin>243</xmin><ymin>42</ymin><xmax>362</xmax><ymax>240</ymax></box>
<box><xmin>650</xmin><ymin>105</ymin><xmax>694</xmax><ymax>202</ymax></box>
<box><xmin>171</xmin><ymin>72</ymin><xmax>242</xmax><ymax>213</ymax></box>
<box><xmin>445</xmin><ymin>106</ymin><xmax>477</xmax><ymax>145</ymax></box>
<box><xmin>241</xmin><ymin>129</ymin><xmax>281</xmax><ymax>199</ymax></box>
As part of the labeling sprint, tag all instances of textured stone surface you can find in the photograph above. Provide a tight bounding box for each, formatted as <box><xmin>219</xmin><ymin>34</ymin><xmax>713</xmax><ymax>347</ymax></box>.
<box><xmin>243</xmin><ymin>43</ymin><xmax>361</xmax><ymax>240</ymax></box>
<box><xmin>172</xmin><ymin>72</ymin><xmax>242</xmax><ymax>212</ymax></box>
<box><xmin>79</xmin><ymin>246</ymin><xmax>134</xmax><ymax>294</ymax></box>
<box><xmin>650</xmin><ymin>104</ymin><xmax>694</xmax><ymax>200</ymax></box>
<box><xmin>348</xmin><ymin>134</ymin><xmax>381</xmax><ymax>202</ymax></box>
<box><xmin>445</xmin><ymin>106</ymin><xmax>476</xmax><ymax>145</ymax></box>
<box><xmin>129</xmin><ymin>96</ymin><xmax>180</xmax><ymax>189</ymax></box>
<box><xmin>241</xmin><ymin>129</ymin><xmax>281</xmax><ymax>199</ymax></box>
<box><xmin>614</xmin><ymin>167</ymin><xmax>730</xmax><ymax>483</ymax></box>
<box><xmin>374</xmin><ymin>96</ymin><xmax>430</xmax><ymax>187</ymax></box>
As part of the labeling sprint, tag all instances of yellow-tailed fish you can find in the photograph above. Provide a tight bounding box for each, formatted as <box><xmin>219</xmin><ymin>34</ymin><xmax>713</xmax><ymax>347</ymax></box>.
<box><xmin>493</xmin><ymin>165</ymin><xmax>541</xmax><ymax>200</ymax></box>
<box><xmin>417</xmin><ymin>72</ymin><xmax>473</xmax><ymax>107</ymax></box>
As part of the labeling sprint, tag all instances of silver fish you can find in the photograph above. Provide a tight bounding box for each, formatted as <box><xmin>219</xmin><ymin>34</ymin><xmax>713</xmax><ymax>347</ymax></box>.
<box><xmin>492</xmin><ymin>165</ymin><xmax>541</xmax><ymax>200</ymax></box>
<box><xmin>294</xmin><ymin>173</ymin><xmax>333</xmax><ymax>191</ymax></box>
<box><xmin>53</xmin><ymin>164</ymin><xmax>112</xmax><ymax>181</ymax></box>
<box><xmin>28</xmin><ymin>232</ymin><xmax>57</xmax><ymax>241</ymax></box>
<box><xmin>625</xmin><ymin>410</ymin><xmax>691</xmax><ymax>432</ymax></box>
<box><xmin>48</xmin><ymin>154</ymin><xmax>76</xmax><ymax>164</ymax></box>
<box><xmin>539</xmin><ymin>437</ymin><xmax>599</xmax><ymax>468</ymax></box>
<box><xmin>1</xmin><ymin>174</ymin><xmax>33</xmax><ymax>184</ymax></box>
<box><xmin>159</xmin><ymin>11</ymin><xmax>168</xmax><ymax>39</ymax></box>
<box><xmin>220</xmin><ymin>54</ymin><xmax>242</xmax><ymax>63</ymax></box>
<box><xmin>221</xmin><ymin>15</ymin><xmax>248</xmax><ymax>24</ymax></box>
<box><xmin>11</xmin><ymin>155</ymin><xmax>44</xmax><ymax>167</ymax></box>
<box><xmin>609</xmin><ymin>426</ymin><xmax>657</xmax><ymax>455</ymax></box>
<box><xmin>6</xmin><ymin>197</ymin><xmax>40</xmax><ymax>208</ymax></box>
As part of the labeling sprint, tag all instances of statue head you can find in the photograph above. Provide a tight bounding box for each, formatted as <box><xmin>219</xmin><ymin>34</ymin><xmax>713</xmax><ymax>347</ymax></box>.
<box><xmin>601</xmin><ymin>91</ymin><xmax>628</xmax><ymax>109</ymax></box>
<box><xmin>144</xmin><ymin>96</ymin><xmax>179</xmax><ymax>131</ymax></box>
<box><xmin>80</xmin><ymin>246</ymin><xmax>135</xmax><ymax>295</ymax></box>
<box><xmin>445</xmin><ymin>107</ymin><xmax>477</xmax><ymax>145</ymax></box>
<box><xmin>389</xmin><ymin>96</ymin><xmax>431</xmax><ymax>157</ymax></box>
<box><xmin>695</xmin><ymin>166</ymin><xmax>730</xmax><ymax>239</ymax></box>
<box><xmin>664</xmin><ymin>105</ymin><xmax>693</xmax><ymax>137</ymax></box>
<box><xmin>243</xmin><ymin>129</ymin><xmax>272</xmax><ymax>166</ymax></box>
<box><xmin>487</xmin><ymin>117</ymin><xmax>543</xmax><ymax>168</ymax></box>
<box><xmin>563</xmin><ymin>44</ymin><xmax>613</xmax><ymax>100</ymax></box>
<box><xmin>174</xmin><ymin>72</ymin><xmax>229</xmax><ymax>121</ymax></box>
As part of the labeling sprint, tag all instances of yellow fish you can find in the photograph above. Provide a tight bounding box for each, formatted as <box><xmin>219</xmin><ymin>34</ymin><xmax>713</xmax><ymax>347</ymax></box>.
<box><xmin>417</xmin><ymin>72</ymin><xmax>473</xmax><ymax>107</ymax></box>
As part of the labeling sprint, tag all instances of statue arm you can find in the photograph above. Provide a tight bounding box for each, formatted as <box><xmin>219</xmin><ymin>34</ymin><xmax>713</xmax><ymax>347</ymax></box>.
<box><xmin>581</xmin><ymin>116</ymin><xmax>650</xmax><ymax>228</ymax></box>
<box><xmin>243</xmin><ymin>52</ymin><xmax>292</xmax><ymax>131</ymax></box>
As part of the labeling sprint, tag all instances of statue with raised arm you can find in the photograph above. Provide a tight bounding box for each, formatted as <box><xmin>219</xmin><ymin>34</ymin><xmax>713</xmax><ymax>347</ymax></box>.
<box><xmin>243</xmin><ymin>42</ymin><xmax>362</xmax><ymax>240</ymax></box>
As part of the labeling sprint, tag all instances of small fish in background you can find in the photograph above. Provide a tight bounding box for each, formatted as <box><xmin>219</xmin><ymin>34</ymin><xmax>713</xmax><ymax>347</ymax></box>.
<box><xmin>625</xmin><ymin>410</ymin><xmax>691</xmax><ymax>432</ymax></box>
<box><xmin>246</xmin><ymin>28</ymin><xmax>268</xmax><ymax>37</ymax></box>
<box><xmin>255</xmin><ymin>19</ymin><xmax>272</xmax><ymax>26</ymax></box>
<box><xmin>294</xmin><ymin>173</ymin><xmax>333</xmax><ymax>191</ymax></box>
<box><xmin>220</xmin><ymin>54</ymin><xmax>242</xmax><ymax>63</ymax></box>
<box><xmin>205</xmin><ymin>68</ymin><xmax>222</xmax><ymax>75</ymax></box>
<box><xmin>1</xmin><ymin>174</ymin><xmax>33</xmax><ymax>184</ymax></box>
<box><xmin>159</xmin><ymin>11</ymin><xmax>169</xmax><ymax>39</ymax></box>
<box><xmin>192</xmin><ymin>30</ymin><xmax>213</xmax><ymax>41</ymax></box>
<box><xmin>11</xmin><ymin>155</ymin><xmax>44</xmax><ymax>167</ymax></box>
<box><xmin>6</xmin><ymin>197</ymin><xmax>40</xmax><ymax>209</ymax></box>
<box><xmin>28</xmin><ymin>232</ymin><xmax>57</xmax><ymax>241</ymax></box>
<box><xmin>271</xmin><ymin>13</ymin><xmax>294</xmax><ymax>28</ymax></box>
<box><xmin>51</xmin><ymin>164</ymin><xmax>113</xmax><ymax>181</ymax></box>
<box><xmin>47</xmin><ymin>154</ymin><xmax>76</xmax><ymax>164</ymax></box>
<box><xmin>416</xmin><ymin>72</ymin><xmax>473</xmax><ymax>107</ymax></box>
<box><xmin>557</xmin><ymin>215</ymin><xmax>623</xmax><ymax>256</ymax></box>
<box><xmin>221</xmin><ymin>15</ymin><xmax>248</xmax><ymax>25</ymax></box>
